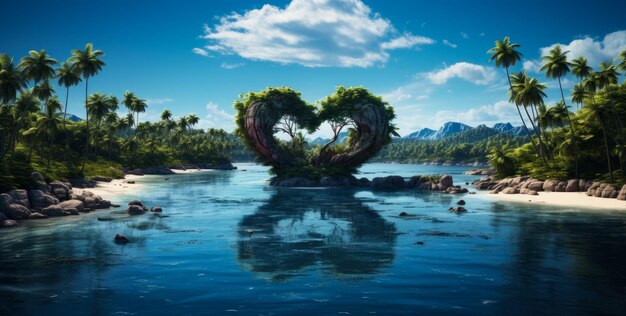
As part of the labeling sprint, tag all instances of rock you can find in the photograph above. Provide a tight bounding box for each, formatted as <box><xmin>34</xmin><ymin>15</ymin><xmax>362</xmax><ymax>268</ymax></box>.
<box><xmin>126</xmin><ymin>180</ymin><xmax>135</xmax><ymax>184</ymax></box>
<box><xmin>439</xmin><ymin>175</ymin><xmax>453</xmax><ymax>189</ymax></box>
<box><xmin>31</xmin><ymin>172</ymin><xmax>45</xmax><ymax>182</ymax></box>
<box><xmin>68</xmin><ymin>178</ymin><xmax>96</xmax><ymax>188</ymax></box>
<box><xmin>399</xmin><ymin>212</ymin><xmax>408</xmax><ymax>217</ymax></box>
<box><xmin>578</xmin><ymin>179</ymin><xmax>587</xmax><ymax>192</ymax></box>
<box><xmin>566</xmin><ymin>179</ymin><xmax>579</xmax><ymax>192</ymax></box>
<box><xmin>0</xmin><ymin>193</ymin><xmax>14</xmax><ymax>209</ymax></box>
<box><xmin>356</xmin><ymin>177</ymin><xmax>370</xmax><ymax>187</ymax></box>
<box><xmin>8</xmin><ymin>190</ymin><xmax>30</xmax><ymax>209</ymax></box>
<box><xmin>0</xmin><ymin>212</ymin><xmax>5</xmax><ymax>222</ymax></box>
<box><xmin>555</xmin><ymin>181</ymin><xmax>567</xmax><ymax>192</ymax></box>
<box><xmin>371</xmin><ymin>176</ymin><xmax>405</xmax><ymax>190</ymax></box>
<box><xmin>272</xmin><ymin>177</ymin><xmax>317</xmax><ymax>187</ymax></box>
<box><xmin>196</xmin><ymin>162</ymin><xmax>237</xmax><ymax>170</ymax></box>
<box><xmin>407</xmin><ymin>176</ymin><xmax>422</xmax><ymax>188</ymax></box>
<box><xmin>28</xmin><ymin>190</ymin><xmax>59</xmax><ymax>210</ymax></box>
<box><xmin>417</xmin><ymin>181</ymin><xmax>431</xmax><ymax>190</ymax></box>
<box><xmin>50</xmin><ymin>181</ymin><xmax>72</xmax><ymax>201</ymax></box>
<box><xmin>528</xmin><ymin>181</ymin><xmax>544</xmax><ymax>191</ymax></box>
<box><xmin>128</xmin><ymin>200</ymin><xmax>144</xmax><ymax>207</ymax></box>
<box><xmin>449</xmin><ymin>206</ymin><xmax>467</xmax><ymax>213</ymax></box>
<box><xmin>97</xmin><ymin>217</ymin><xmax>113</xmax><ymax>221</ymax></box>
<box><xmin>595</xmin><ymin>183</ymin><xmax>608</xmax><ymax>197</ymax></box>
<box><xmin>41</xmin><ymin>205</ymin><xmax>69</xmax><ymax>217</ymax></box>
<box><xmin>320</xmin><ymin>176</ymin><xmax>340</xmax><ymax>187</ymax></box>
<box><xmin>601</xmin><ymin>185</ymin><xmax>616</xmax><ymax>198</ymax></box>
<box><xmin>82</xmin><ymin>190</ymin><xmax>95</xmax><ymax>197</ymax></box>
<box><xmin>28</xmin><ymin>212</ymin><xmax>48</xmax><ymax>219</ymax></box>
<box><xmin>128</xmin><ymin>205</ymin><xmax>146</xmax><ymax>215</ymax></box>
<box><xmin>456</xmin><ymin>200</ymin><xmax>466</xmax><ymax>205</ymax></box>
<box><xmin>0</xmin><ymin>219</ymin><xmax>18</xmax><ymax>228</ymax></box>
<box><xmin>59</xmin><ymin>200</ymin><xmax>85</xmax><ymax>212</ymax></box>
<box><xmin>543</xmin><ymin>179</ymin><xmax>559</xmax><ymax>192</ymax></box>
<box><xmin>520</xmin><ymin>188</ymin><xmax>538</xmax><ymax>195</ymax></box>
<box><xmin>92</xmin><ymin>176</ymin><xmax>113</xmax><ymax>182</ymax></box>
<box><xmin>501</xmin><ymin>187</ymin><xmax>518</xmax><ymax>194</ymax></box>
<box><xmin>65</xmin><ymin>208</ymin><xmax>80</xmax><ymax>215</ymax></box>
<box><xmin>1</xmin><ymin>204</ymin><xmax>31</xmax><ymax>220</ymax></box>
<box><xmin>114</xmin><ymin>234</ymin><xmax>130</xmax><ymax>244</ymax></box>
<box><xmin>617</xmin><ymin>185</ymin><xmax>626</xmax><ymax>201</ymax></box>
<box><xmin>449</xmin><ymin>187</ymin><xmax>468</xmax><ymax>194</ymax></box>
<box><xmin>150</xmin><ymin>206</ymin><xmax>163</xmax><ymax>212</ymax></box>
<box><xmin>83</xmin><ymin>197</ymin><xmax>96</xmax><ymax>208</ymax></box>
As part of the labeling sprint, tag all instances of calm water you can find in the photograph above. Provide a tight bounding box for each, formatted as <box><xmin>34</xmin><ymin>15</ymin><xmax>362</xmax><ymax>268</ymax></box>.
<box><xmin>1</xmin><ymin>163</ymin><xmax>626</xmax><ymax>315</ymax></box>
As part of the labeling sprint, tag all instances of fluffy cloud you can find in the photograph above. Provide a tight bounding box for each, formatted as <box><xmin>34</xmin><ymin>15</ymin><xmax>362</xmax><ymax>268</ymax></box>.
<box><xmin>434</xmin><ymin>100</ymin><xmax>521</xmax><ymax>127</ymax></box>
<box><xmin>200</xmin><ymin>102</ymin><xmax>235</xmax><ymax>131</ymax></box>
<box><xmin>200</xmin><ymin>0</ymin><xmax>434</xmax><ymax>67</ymax></box>
<box><xmin>522</xmin><ymin>59</ymin><xmax>541</xmax><ymax>73</ymax></box>
<box><xmin>427</xmin><ymin>62</ymin><xmax>497</xmax><ymax>85</ymax></box>
<box><xmin>539</xmin><ymin>30</ymin><xmax>626</xmax><ymax>67</ymax></box>
<box><xmin>192</xmin><ymin>48</ymin><xmax>210</xmax><ymax>57</ymax></box>
<box><xmin>220</xmin><ymin>62</ymin><xmax>244</xmax><ymax>69</ymax></box>
<box><xmin>442</xmin><ymin>39</ymin><xmax>457</xmax><ymax>48</ymax></box>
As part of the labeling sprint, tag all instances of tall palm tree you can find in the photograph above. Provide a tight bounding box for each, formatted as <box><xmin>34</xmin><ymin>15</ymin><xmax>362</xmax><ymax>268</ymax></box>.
<box><xmin>56</xmin><ymin>61</ymin><xmax>82</xmax><ymax>168</ymax></box>
<box><xmin>511</xmin><ymin>76</ymin><xmax>550</xmax><ymax>159</ymax></box>
<box><xmin>133</xmin><ymin>98</ymin><xmax>147</xmax><ymax>127</ymax></box>
<box><xmin>570</xmin><ymin>56</ymin><xmax>592</xmax><ymax>81</ymax></box>
<box><xmin>87</xmin><ymin>93</ymin><xmax>118</xmax><ymax>155</ymax></box>
<box><xmin>160</xmin><ymin>109</ymin><xmax>172</xmax><ymax>121</ymax></box>
<box><xmin>18</xmin><ymin>49</ymin><xmax>57</xmax><ymax>87</ymax></box>
<box><xmin>38</xmin><ymin>97</ymin><xmax>63</xmax><ymax>167</ymax></box>
<box><xmin>489</xmin><ymin>38</ymin><xmax>539</xmax><ymax>157</ymax></box>
<box><xmin>69</xmin><ymin>43</ymin><xmax>105</xmax><ymax>172</ymax></box>
<box><xmin>540</xmin><ymin>45</ymin><xmax>575</xmax><ymax>132</ymax></box>
<box><xmin>187</xmin><ymin>114</ymin><xmax>199</xmax><ymax>128</ymax></box>
<box><xmin>123</xmin><ymin>90</ymin><xmax>137</xmax><ymax>126</ymax></box>
<box><xmin>33</xmin><ymin>80</ymin><xmax>55</xmax><ymax>105</ymax></box>
<box><xmin>0</xmin><ymin>53</ymin><xmax>27</xmax><ymax>104</ymax></box>
<box><xmin>3</xmin><ymin>90</ymin><xmax>40</xmax><ymax>158</ymax></box>
<box><xmin>618</xmin><ymin>50</ymin><xmax>626</xmax><ymax>74</ymax></box>
<box><xmin>571</xmin><ymin>83</ymin><xmax>590</xmax><ymax>110</ymax></box>
<box><xmin>582</xmin><ymin>99</ymin><xmax>614</xmax><ymax>182</ymax></box>
<box><xmin>509</xmin><ymin>71</ymin><xmax>543</xmax><ymax>157</ymax></box>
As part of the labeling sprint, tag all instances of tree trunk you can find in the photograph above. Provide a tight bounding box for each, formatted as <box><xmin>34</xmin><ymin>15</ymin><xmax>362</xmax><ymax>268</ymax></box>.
<box><xmin>63</xmin><ymin>86</ymin><xmax>71</xmax><ymax>171</ymax></box>
<box><xmin>81</xmin><ymin>78</ymin><xmax>89</xmax><ymax>173</ymax></box>
<box><xmin>506</xmin><ymin>67</ymin><xmax>541</xmax><ymax>159</ymax></box>
<box><xmin>598</xmin><ymin>114</ymin><xmax>613</xmax><ymax>183</ymax></box>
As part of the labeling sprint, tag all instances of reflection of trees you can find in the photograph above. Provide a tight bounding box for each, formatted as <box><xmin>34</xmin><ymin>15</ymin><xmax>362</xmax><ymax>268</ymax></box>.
<box><xmin>237</xmin><ymin>189</ymin><xmax>397</xmax><ymax>281</ymax></box>
<box><xmin>490</xmin><ymin>203</ymin><xmax>626</xmax><ymax>314</ymax></box>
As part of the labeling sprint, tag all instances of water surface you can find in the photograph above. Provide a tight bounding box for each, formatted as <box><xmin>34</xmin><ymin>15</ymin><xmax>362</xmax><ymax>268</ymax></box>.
<box><xmin>1</xmin><ymin>163</ymin><xmax>625</xmax><ymax>315</ymax></box>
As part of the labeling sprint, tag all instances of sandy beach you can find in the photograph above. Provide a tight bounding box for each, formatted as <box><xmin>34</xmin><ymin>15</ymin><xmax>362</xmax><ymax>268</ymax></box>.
<box><xmin>481</xmin><ymin>190</ymin><xmax>626</xmax><ymax>211</ymax></box>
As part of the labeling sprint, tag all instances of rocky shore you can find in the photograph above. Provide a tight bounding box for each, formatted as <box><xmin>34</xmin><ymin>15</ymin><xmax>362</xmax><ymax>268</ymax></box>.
<box><xmin>472</xmin><ymin>176</ymin><xmax>626</xmax><ymax>201</ymax></box>
<box><xmin>0</xmin><ymin>172</ymin><xmax>116</xmax><ymax>228</ymax></box>
<box><xmin>269</xmin><ymin>174</ymin><xmax>469</xmax><ymax>193</ymax></box>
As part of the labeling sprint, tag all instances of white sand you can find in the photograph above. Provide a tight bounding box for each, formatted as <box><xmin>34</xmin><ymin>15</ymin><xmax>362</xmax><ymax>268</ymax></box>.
<box><xmin>481</xmin><ymin>190</ymin><xmax>626</xmax><ymax>211</ymax></box>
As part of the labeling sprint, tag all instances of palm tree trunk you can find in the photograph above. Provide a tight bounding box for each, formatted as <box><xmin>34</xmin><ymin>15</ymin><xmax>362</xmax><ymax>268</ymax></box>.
<box><xmin>81</xmin><ymin>78</ymin><xmax>89</xmax><ymax>173</ymax></box>
<box><xmin>63</xmin><ymin>86</ymin><xmax>71</xmax><ymax>171</ymax></box>
<box><xmin>522</xmin><ymin>104</ymin><xmax>548</xmax><ymax>161</ymax></box>
<box><xmin>597</xmin><ymin>114</ymin><xmax>613</xmax><ymax>183</ymax></box>
<box><xmin>506</xmin><ymin>67</ymin><xmax>541</xmax><ymax>159</ymax></box>
<box><xmin>558</xmin><ymin>77</ymin><xmax>579</xmax><ymax>177</ymax></box>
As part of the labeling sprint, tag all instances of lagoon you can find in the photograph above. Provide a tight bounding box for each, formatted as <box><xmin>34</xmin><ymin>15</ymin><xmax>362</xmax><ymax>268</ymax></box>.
<box><xmin>1</xmin><ymin>163</ymin><xmax>625</xmax><ymax>315</ymax></box>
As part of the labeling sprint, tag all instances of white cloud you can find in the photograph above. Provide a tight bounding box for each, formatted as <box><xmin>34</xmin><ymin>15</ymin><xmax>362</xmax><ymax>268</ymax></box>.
<box><xmin>380</xmin><ymin>33</ymin><xmax>435</xmax><ymax>50</ymax></box>
<box><xmin>522</xmin><ymin>59</ymin><xmax>541</xmax><ymax>73</ymax></box>
<box><xmin>426</xmin><ymin>62</ymin><xmax>497</xmax><ymax>85</ymax></box>
<box><xmin>539</xmin><ymin>30</ymin><xmax>626</xmax><ymax>68</ymax></box>
<box><xmin>220</xmin><ymin>62</ymin><xmax>244</xmax><ymax>69</ymax></box>
<box><xmin>434</xmin><ymin>100</ymin><xmax>521</xmax><ymax>127</ymax></box>
<box><xmin>192</xmin><ymin>48</ymin><xmax>210</xmax><ymax>57</ymax></box>
<box><xmin>200</xmin><ymin>102</ymin><xmax>235</xmax><ymax>131</ymax></box>
<box><xmin>442</xmin><ymin>39</ymin><xmax>457</xmax><ymax>48</ymax></box>
<box><xmin>200</xmin><ymin>0</ymin><xmax>434</xmax><ymax>67</ymax></box>
<box><xmin>461</xmin><ymin>32</ymin><xmax>469</xmax><ymax>39</ymax></box>
<box><xmin>146</xmin><ymin>98</ymin><xmax>174</xmax><ymax>105</ymax></box>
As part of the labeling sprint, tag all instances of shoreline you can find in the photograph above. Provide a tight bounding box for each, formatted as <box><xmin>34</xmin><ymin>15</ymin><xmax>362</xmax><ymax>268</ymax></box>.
<box><xmin>479</xmin><ymin>190</ymin><xmax>626</xmax><ymax>211</ymax></box>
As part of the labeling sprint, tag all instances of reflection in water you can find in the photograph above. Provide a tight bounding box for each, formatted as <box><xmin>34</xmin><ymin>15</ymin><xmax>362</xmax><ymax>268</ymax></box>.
<box><xmin>237</xmin><ymin>189</ymin><xmax>397</xmax><ymax>280</ymax></box>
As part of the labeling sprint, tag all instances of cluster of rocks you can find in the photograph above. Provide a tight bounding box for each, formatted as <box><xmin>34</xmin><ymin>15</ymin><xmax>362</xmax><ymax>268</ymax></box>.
<box><xmin>464</xmin><ymin>168</ymin><xmax>495</xmax><ymax>176</ymax></box>
<box><xmin>0</xmin><ymin>172</ymin><xmax>114</xmax><ymax>228</ymax></box>
<box><xmin>269</xmin><ymin>174</ymin><xmax>469</xmax><ymax>194</ymax></box>
<box><xmin>125</xmin><ymin>162</ymin><xmax>237</xmax><ymax>176</ymax></box>
<box><xmin>126</xmin><ymin>200</ymin><xmax>162</xmax><ymax>215</ymax></box>
<box><xmin>472</xmin><ymin>176</ymin><xmax>626</xmax><ymax>200</ymax></box>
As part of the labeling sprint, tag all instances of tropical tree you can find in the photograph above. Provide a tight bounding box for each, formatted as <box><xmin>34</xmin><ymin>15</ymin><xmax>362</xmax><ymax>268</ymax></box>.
<box><xmin>87</xmin><ymin>93</ymin><xmax>118</xmax><ymax>155</ymax></box>
<box><xmin>160</xmin><ymin>109</ymin><xmax>172</xmax><ymax>121</ymax></box>
<box><xmin>3</xmin><ymin>90</ymin><xmax>40</xmax><ymax>158</ymax></box>
<box><xmin>69</xmin><ymin>43</ymin><xmax>105</xmax><ymax>171</ymax></box>
<box><xmin>133</xmin><ymin>98</ymin><xmax>147</xmax><ymax>127</ymax></box>
<box><xmin>570</xmin><ymin>56</ymin><xmax>592</xmax><ymax>81</ymax></box>
<box><xmin>487</xmin><ymin>144</ymin><xmax>516</xmax><ymax>177</ymax></box>
<box><xmin>0</xmin><ymin>53</ymin><xmax>27</xmax><ymax>104</ymax></box>
<box><xmin>18</xmin><ymin>49</ymin><xmax>57</xmax><ymax>87</ymax></box>
<box><xmin>56</xmin><ymin>61</ymin><xmax>82</xmax><ymax>168</ymax></box>
<box><xmin>33</xmin><ymin>80</ymin><xmax>55</xmax><ymax>104</ymax></box>
<box><xmin>581</xmin><ymin>98</ymin><xmax>614</xmax><ymax>182</ymax></box>
<box><xmin>33</xmin><ymin>97</ymin><xmax>63</xmax><ymax>167</ymax></box>
<box><xmin>187</xmin><ymin>113</ymin><xmax>199</xmax><ymax>128</ymax></box>
<box><xmin>571</xmin><ymin>83</ymin><xmax>590</xmax><ymax>110</ymax></box>
<box><xmin>618</xmin><ymin>50</ymin><xmax>626</xmax><ymax>74</ymax></box>
<box><xmin>511</xmin><ymin>75</ymin><xmax>550</xmax><ymax>160</ymax></box>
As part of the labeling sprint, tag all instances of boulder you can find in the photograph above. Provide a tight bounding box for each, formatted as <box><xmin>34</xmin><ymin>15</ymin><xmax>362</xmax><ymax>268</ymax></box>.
<box><xmin>8</xmin><ymin>190</ymin><xmax>30</xmax><ymax>209</ymax></box>
<box><xmin>65</xmin><ymin>208</ymin><xmax>80</xmax><ymax>215</ymax></box>
<box><xmin>58</xmin><ymin>200</ymin><xmax>85</xmax><ymax>212</ymax></box>
<box><xmin>418</xmin><ymin>181</ymin><xmax>431</xmax><ymax>190</ymax></box>
<box><xmin>320</xmin><ymin>176</ymin><xmax>340</xmax><ymax>187</ymax></box>
<box><xmin>595</xmin><ymin>183</ymin><xmax>608</xmax><ymax>197</ymax></box>
<box><xmin>370</xmin><ymin>176</ymin><xmax>405</xmax><ymax>190</ymax></box>
<box><xmin>555</xmin><ymin>182</ymin><xmax>567</xmax><ymax>192</ymax></box>
<box><xmin>83</xmin><ymin>197</ymin><xmax>96</xmax><ymax>209</ymax></box>
<box><xmin>0</xmin><ymin>219</ymin><xmax>18</xmax><ymax>228</ymax></box>
<box><xmin>31</xmin><ymin>172</ymin><xmax>45</xmax><ymax>182</ymax></box>
<box><xmin>543</xmin><ymin>179</ymin><xmax>559</xmax><ymax>192</ymax></box>
<box><xmin>33</xmin><ymin>182</ymin><xmax>51</xmax><ymax>194</ymax></box>
<box><xmin>449</xmin><ymin>187</ymin><xmax>468</xmax><ymax>194</ymax></box>
<box><xmin>407</xmin><ymin>176</ymin><xmax>422</xmax><ymax>188</ymax></box>
<box><xmin>0</xmin><ymin>212</ymin><xmax>5</xmax><ymax>222</ymax></box>
<box><xmin>501</xmin><ymin>187</ymin><xmax>518</xmax><ymax>194</ymax></box>
<box><xmin>150</xmin><ymin>206</ymin><xmax>163</xmax><ymax>212</ymax></box>
<box><xmin>456</xmin><ymin>200</ymin><xmax>466</xmax><ymax>205</ymax></box>
<box><xmin>449</xmin><ymin>206</ymin><xmax>467</xmax><ymax>213</ymax></box>
<box><xmin>128</xmin><ymin>200</ymin><xmax>144</xmax><ymax>207</ymax></box>
<box><xmin>601</xmin><ymin>185</ymin><xmax>616</xmax><ymax>198</ymax></box>
<box><xmin>528</xmin><ymin>181</ymin><xmax>544</xmax><ymax>191</ymax></box>
<box><xmin>114</xmin><ymin>234</ymin><xmax>130</xmax><ymax>244</ymax></box>
<box><xmin>565</xmin><ymin>179</ymin><xmax>579</xmax><ymax>192</ymax></box>
<box><xmin>50</xmin><ymin>181</ymin><xmax>72</xmax><ymax>201</ymax></box>
<box><xmin>93</xmin><ymin>200</ymin><xmax>111</xmax><ymax>209</ymax></box>
<box><xmin>128</xmin><ymin>205</ymin><xmax>146</xmax><ymax>215</ymax></box>
<box><xmin>273</xmin><ymin>177</ymin><xmax>317</xmax><ymax>187</ymax></box>
<box><xmin>578</xmin><ymin>179</ymin><xmax>587</xmax><ymax>192</ymax></box>
<box><xmin>0</xmin><ymin>193</ymin><xmax>14</xmax><ymax>209</ymax></box>
<box><xmin>41</xmin><ymin>205</ymin><xmax>70</xmax><ymax>217</ymax></box>
<box><xmin>520</xmin><ymin>188</ymin><xmax>539</xmax><ymax>195</ymax></box>
<box><xmin>439</xmin><ymin>175</ymin><xmax>453</xmax><ymax>189</ymax></box>
<box><xmin>28</xmin><ymin>190</ymin><xmax>59</xmax><ymax>210</ymax></box>
<box><xmin>617</xmin><ymin>185</ymin><xmax>626</xmax><ymax>201</ymax></box>
<box><xmin>356</xmin><ymin>177</ymin><xmax>370</xmax><ymax>187</ymax></box>
<box><xmin>1</xmin><ymin>204</ymin><xmax>31</xmax><ymax>220</ymax></box>
<box><xmin>28</xmin><ymin>212</ymin><xmax>48</xmax><ymax>219</ymax></box>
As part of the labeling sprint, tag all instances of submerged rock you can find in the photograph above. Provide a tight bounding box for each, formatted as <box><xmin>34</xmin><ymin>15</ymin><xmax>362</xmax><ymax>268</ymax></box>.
<box><xmin>114</xmin><ymin>234</ymin><xmax>130</xmax><ymax>244</ymax></box>
<box><xmin>0</xmin><ymin>219</ymin><xmax>18</xmax><ymax>228</ymax></box>
<box><xmin>449</xmin><ymin>206</ymin><xmax>467</xmax><ymax>213</ymax></box>
<box><xmin>456</xmin><ymin>200</ymin><xmax>466</xmax><ymax>205</ymax></box>
<box><xmin>370</xmin><ymin>176</ymin><xmax>405</xmax><ymax>190</ymax></box>
<box><xmin>150</xmin><ymin>206</ymin><xmax>163</xmax><ymax>212</ymax></box>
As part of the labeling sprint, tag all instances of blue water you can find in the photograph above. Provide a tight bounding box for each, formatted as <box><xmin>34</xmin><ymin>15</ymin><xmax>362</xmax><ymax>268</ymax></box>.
<box><xmin>1</xmin><ymin>163</ymin><xmax>626</xmax><ymax>315</ymax></box>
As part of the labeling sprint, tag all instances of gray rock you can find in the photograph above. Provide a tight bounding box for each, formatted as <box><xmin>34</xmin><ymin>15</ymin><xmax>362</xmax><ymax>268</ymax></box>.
<box><xmin>28</xmin><ymin>190</ymin><xmax>59</xmax><ymax>210</ymax></box>
<box><xmin>0</xmin><ymin>219</ymin><xmax>18</xmax><ymax>228</ymax></box>
<box><xmin>83</xmin><ymin>197</ymin><xmax>96</xmax><ymax>208</ymax></box>
<box><xmin>578</xmin><ymin>179</ymin><xmax>587</xmax><ymax>192</ymax></box>
<box><xmin>65</xmin><ymin>208</ymin><xmax>80</xmax><ymax>215</ymax></box>
<box><xmin>150</xmin><ymin>206</ymin><xmax>163</xmax><ymax>212</ymax></box>
<box><xmin>566</xmin><ymin>179</ymin><xmax>579</xmax><ymax>192</ymax></box>
<box><xmin>128</xmin><ymin>200</ymin><xmax>144</xmax><ymax>207</ymax></box>
<box><xmin>41</xmin><ymin>205</ymin><xmax>69</xmax><ymax>217</ymax></box>
<box><xmin>128</xmin><ymin>205</ymin><xmax>146</xmax><ymax>215</ymax></box>
<box><xmin>0</xmin><ymin>212</ymin><xmax>6</xmax><ymax>221</ymax></box>
<box><xmin>320</xmin><ymin>176</ymin><xmax>340</xmax><ymax>187</ymax></box>
<box><xmin>50</xmin><ymin>181</ymin><xmax>72</xmax><ymax>201</ymax></box>
<box><xmin>8</xmin><ymin>190</ymin><xmax>30</xmax><ymax>209</ymax></box>
<box><xmin>371</xmin><ymin>176</ymin><xmax>405</xmax><ymax>190</ymax></box>
<box><xmin>543</xmin><ymin>179</ymin><xmax>559</xmax><ymax>192</ymax></box>
<box><xmin>273</xmin><ymin>177</ymin><xmax>317</xmax><ymax>187</ymax></box>
<box><xmin>449</xmin><ymin>206</ymin><xmax>467</xmax><ymax>213</ymax></box>
<box><xmin>456</xmin><ymin>200</ymin><xmax>466</xmax><ymax>205</ymax></box>
<box><xmin>31</xmin><ymin>172</ymin><xmax>45</xmax><ymax>182</ymax></box>
<box><xmin>407</xmin><ymin>176</ymin><xmax>423</xmax><ymax>188</ymax></box>
<box><xmin>92</xmin><ymin>176</ymin><xmax>113</xmax><ymax>182</ymax></box>
<box><xmin>555</xmin><ymin>182</ymin><xmax>567</xmax><ymax>192</ymax></box>
<box><xmin>439</xmin><ymin>175</ymin><xmax>453</xmax><ymax>189</ymax></box>
<box><xmin>501</xmin><ymin>187</ymin><xmax>518</xmax><ymax>194</ymax></box>
<box><xmin>528</xmin><ymin>181</ymin><xmax>544</xmax><ymax>191</ymax></box>
<box><xmin>28</xmin><ymin>212</ymin><xmax>48</xmax><ymax>219</ymax></box>
<box><xmin>1</xmin><ymin>204</ymin><xmax>31</xmax><ymax>220</ymax></box>
<box><xmin>0</xmin><ymin>193</ymin><xmax>14</xmax><ymax>209</ymax></box>
<box><xmin>617</xmin><ymin>185</ymin><xmax>626</xmax><ymax>201</ymax></box>
<box><xmin>59</xmin><ymin>200</ymin><xmax>85</xmax><ymax>211</ymax></box>
<box><xmin>114</xmin><ymin>234</ymin><xmax>130</xmax><ymax>244</ymax></box>
<box><xmin>601</xmin><ymin>185</ymin><xmax>616</xmax><ymax>198</ymax></box>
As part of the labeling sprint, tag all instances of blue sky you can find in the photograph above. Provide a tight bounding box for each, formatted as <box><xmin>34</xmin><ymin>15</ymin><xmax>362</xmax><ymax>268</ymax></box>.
<box><xmin>3</xmin><ymin>0</ymin><xmax>626</xmax><ymax>136</ymax></box>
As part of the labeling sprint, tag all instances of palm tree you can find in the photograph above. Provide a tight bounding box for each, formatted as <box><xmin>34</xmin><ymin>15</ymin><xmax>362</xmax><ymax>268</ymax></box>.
<box><xmin>509</xmin><ymin>71</ymin><xmax>543</xmax><ymax>158</ymax></box>
<box><xmin>540</xmin><ymin>45</ymin><xmax>576</xmax><ymax>132</ymax></box>
<box><xmin>160</xmin><ymin>109</ymin><xmax>172</xmax><ymax>121</ymax></box>
<box><xmin>511</xmin><ymin>76</ymin><xmax>550</xmax><ymax>159</ymax></box>
<box><xmin>37</xmin><ymin>97</ymin><xmax>63</xmax><ymax>167</ymax></box>
<box><xmin>18</xmin><ymin>49</ymin><xmax>57</xmax><ymax>87</ymax></box>
<box><xmin>571</xmin><ymin>83</ymin><xmax>590</xmax><ymax>110</ymax></box>
<box><xmin>0</xmin><ymin>53</ymin><xmax>27</xmax><ymax>104</ymax></box>
<box><xmin>4</xmin><ymin>90</ymin><xmax>40</xmax><ymax>157</ymax></box>
<box><xmin>582</xmin><ymin>99</ymin><xmax>614</xmax><ymax>182</ymax></box>
<box><xmin>133</xmin><ymin>98</ymin><xmax>147</xmax><ymax>127</ymax></box>
<box><xmin>69</xmin><ymin>43</ymin><xmax>105</xmax><ymax>172</ymax></box>
<box><xmin>487</xmin><ymin>144</ymin><xmax>516</xmax><ymax>177</ymax></box>
<box><xmin>570</xmin><ymin>56</ymin><xmax>592</xmax><ymax>81</ymax></box>
<box><xmin>123</xmin><ymin>90</ymin><xmax>137</xmax><ymax>126</ymax></box>
<box><xmin>618</xmin><ymin>50</ymin><xmax>626</xmax><ymax>74</ymax></box>
<box><xmin>33</xmin><ymin>80</ymin><xmax>55</xmax><ymax>105</ymax></box>
<box><xmin>87</xmin><ymin>93</ymin><xmax>118</xmax><ymax>155</ymax></box>
<box><xmin>56</xmin><ymin>61</ymin><xmax>82</xmax><ymax>168</ymax></box>
<box><xmin>488</xmin><ymin>37</ymin><xmax>537</xmax><ymax>153</ymax></box>
<box><xmin>187</xmin><ymin>114</ymin><xmax>199</xmax><ymax>128</ymax></box>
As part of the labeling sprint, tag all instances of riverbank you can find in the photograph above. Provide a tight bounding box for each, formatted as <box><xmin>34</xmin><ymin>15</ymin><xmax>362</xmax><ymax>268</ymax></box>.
<box><xmin>481</xmin><ymin>190</ymin><xmax>626</xmax><ymax>210</ymax></box>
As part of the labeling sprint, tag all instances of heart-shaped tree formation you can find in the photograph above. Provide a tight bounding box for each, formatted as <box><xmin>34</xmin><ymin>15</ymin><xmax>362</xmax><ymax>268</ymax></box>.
<box><xmin>234</xmin><ymin>86</ymin><xmax>397</xmax><ymax>178</ymax></box>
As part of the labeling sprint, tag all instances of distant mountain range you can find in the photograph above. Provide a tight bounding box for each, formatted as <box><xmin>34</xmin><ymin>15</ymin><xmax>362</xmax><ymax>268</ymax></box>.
<box><xmin>403</xmin><ymin>121</ymin><xmax>526</xmax><ymax>141</ymax></box>
<box><xmin>309</xmin><ymin>131</ymin><xmax>349</xmax><ymax>146</ymax></box>
<box><xmin>64</xmin><ymin>113</ymin><xmax>83</xmax><ymax>122</ymax></box>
